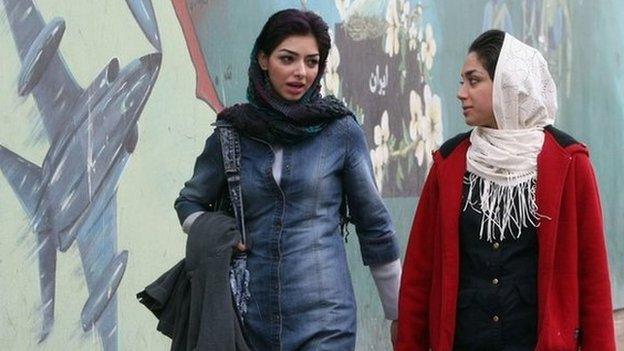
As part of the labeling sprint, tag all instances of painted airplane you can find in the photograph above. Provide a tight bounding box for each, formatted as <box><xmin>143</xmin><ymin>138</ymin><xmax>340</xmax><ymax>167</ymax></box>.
<box><xmin>0</xmin><ymin>0</ymin><xmax>161</xmax><ymax>349</ymax></box>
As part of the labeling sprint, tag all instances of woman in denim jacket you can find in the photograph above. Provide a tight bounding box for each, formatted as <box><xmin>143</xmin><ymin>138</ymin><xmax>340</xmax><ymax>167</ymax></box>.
<box><xmin>174</xmin><ymin>9</ymin><xmax>401</xmax><ymax>351</ymax></box>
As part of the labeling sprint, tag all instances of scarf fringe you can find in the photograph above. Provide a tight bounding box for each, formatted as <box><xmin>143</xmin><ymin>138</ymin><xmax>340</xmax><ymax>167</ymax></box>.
<box><xmin>463</xmin><ymin>173</ymin><xmax>546</xmax><ymax>242</ymax></box>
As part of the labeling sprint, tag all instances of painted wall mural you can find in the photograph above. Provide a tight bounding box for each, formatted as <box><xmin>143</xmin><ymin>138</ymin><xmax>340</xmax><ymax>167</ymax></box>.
<box><xmin>0</xmin><ymin>0</ymin><xmax>622</xmax><ymax>350</ymax></box>
<box><xmin>335</xmin><ymin>0</ymin><xmax>443</xmax><ymax>196</ymax></box>
<box><xmin>173</xmin><ymin>0</ymin><xmax>444</xmax><ymax>197</ymax></box>
<box><xmin>482</xmin><ymin>0</ymin><xmax>572</xmax><ymax>96</ymax></box>
<box><xmin>0</xmin><ymin>0</ymin><xmax>161</xmax><ymax>349</ymax></box>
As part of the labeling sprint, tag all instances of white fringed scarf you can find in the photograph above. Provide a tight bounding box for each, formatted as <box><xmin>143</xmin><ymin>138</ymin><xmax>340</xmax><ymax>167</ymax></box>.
<box><xmin>465</xmin><ymin>33</ymin><xmax>558</xmax><ymax>242</ymax></box>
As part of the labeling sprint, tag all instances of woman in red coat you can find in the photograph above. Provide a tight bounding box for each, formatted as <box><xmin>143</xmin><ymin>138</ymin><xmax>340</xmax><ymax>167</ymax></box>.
<box><xmin>396</xmin><ymin>30</ymin><xmax>616</xmax><ymax>350</ymax></box>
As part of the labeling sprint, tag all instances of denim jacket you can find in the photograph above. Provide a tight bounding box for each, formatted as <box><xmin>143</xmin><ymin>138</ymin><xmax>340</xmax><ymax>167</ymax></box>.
<box><xmin>175</xmin><ymin>117</ymin><xmax>399</xmax><ymax>350</ymax></box>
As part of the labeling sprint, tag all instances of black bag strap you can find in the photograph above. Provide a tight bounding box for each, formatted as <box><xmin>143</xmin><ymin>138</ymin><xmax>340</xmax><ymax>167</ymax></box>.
<box><xmin>217</xmin><ymin>125</ymin><xmax>248</xmax><ymax>247</ymax></box>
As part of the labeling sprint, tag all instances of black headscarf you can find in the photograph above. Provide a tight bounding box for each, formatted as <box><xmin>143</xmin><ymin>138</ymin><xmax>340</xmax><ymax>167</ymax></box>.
<box><xmin>217</xmin><ymin>38</ymin><xmax>353</xmax><ymax>145</ymax></box>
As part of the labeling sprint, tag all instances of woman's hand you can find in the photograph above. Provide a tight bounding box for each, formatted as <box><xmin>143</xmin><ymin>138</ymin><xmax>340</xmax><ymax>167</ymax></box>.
<box><xmin>390</xmin><ymin>320</ymin><xmax>398</xmax><ymax>348</ymax></box>
<box><xmin>235</xmin><ymin>242</ymin><xmax>247</xmax><ymax>251</ymax></box>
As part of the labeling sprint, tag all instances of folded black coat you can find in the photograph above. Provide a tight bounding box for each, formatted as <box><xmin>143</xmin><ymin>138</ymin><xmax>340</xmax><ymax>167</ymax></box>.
<box><xmin>137</xmin><ymin>212</ymin><xmax>250</xmax><ymax>351</ymax></box>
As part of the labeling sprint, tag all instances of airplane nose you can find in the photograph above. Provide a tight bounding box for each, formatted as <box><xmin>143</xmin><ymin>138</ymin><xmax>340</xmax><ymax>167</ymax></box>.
<box><xmin>139</xmin><ymin>52</ymin><xmax>162</xmax><ymax>71</ymax></box>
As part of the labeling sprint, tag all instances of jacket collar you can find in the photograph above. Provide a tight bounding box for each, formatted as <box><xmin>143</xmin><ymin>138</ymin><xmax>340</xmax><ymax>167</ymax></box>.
<box><xmin>436</xmin><ymin>129</ymin><xmax>572</xmax><ymax>238</ymax></box>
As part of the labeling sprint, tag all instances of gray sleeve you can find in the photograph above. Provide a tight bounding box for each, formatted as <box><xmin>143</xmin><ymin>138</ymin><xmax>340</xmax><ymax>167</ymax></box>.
<box><xmin>370</xmin><ymin>258</ymin><xmax>402</xmax><ymax>320</ymax></box>
<box><xmin>181</xmin><ymin>211</ymin><xmax>206</xmax><ymax>234</ymax></box>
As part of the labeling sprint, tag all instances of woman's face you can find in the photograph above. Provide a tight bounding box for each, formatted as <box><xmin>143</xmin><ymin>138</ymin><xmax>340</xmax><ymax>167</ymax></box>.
<box><xmin>258</xmin><ymin>34</ymin><xmax>320</xmax><ymax>101</ymax></box>
<box><xmin>457</xmin><ymin>52</ymin><xmax>497</xmax><ymax>128</ymax></box>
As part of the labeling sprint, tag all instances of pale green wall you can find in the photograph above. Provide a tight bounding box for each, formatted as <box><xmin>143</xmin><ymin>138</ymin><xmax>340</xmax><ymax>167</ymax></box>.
<box><xmin>1</xmin><ymin>1</ymin><xmax>622</xmax><ymax>350</ymax></box>
<box><xmin>0</xmin><ymin>1</ymin><xmax>208</xmax><ymax>349</ymax></box>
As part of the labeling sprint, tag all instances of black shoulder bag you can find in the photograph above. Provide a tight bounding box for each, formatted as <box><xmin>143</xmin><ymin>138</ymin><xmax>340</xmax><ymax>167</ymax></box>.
<box><xmin>217</xmin><ymin>124</ymin><xmax>251</xmax><ymax>323</ymax></box>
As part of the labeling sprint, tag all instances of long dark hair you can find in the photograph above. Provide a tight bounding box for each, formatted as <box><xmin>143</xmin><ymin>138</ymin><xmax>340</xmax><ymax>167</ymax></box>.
<box><xmin>468</xmin><ymin>29</ymin><xmax>505</xmax><ymax>80</ymax></box>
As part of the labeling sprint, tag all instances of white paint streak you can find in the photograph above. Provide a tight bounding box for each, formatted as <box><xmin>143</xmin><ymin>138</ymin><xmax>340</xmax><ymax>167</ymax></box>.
<box><xmin>19</xmin><ymin>6</ymin><xmax>33</xmax><ymax>22</ymax></box>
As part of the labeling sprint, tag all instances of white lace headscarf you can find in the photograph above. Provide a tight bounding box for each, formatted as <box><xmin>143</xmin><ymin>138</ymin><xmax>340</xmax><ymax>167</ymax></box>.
<box><xmin>465</xmin><ymin>32</ymin><xmax>557</xmax><ymax>242</ymax></box>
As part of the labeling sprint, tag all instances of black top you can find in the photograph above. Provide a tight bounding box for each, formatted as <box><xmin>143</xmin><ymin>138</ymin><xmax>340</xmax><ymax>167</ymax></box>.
<box><xmin>454</xmin><ymin>173</ymin><xmax>538</xmax><ymax>351</ymax></box>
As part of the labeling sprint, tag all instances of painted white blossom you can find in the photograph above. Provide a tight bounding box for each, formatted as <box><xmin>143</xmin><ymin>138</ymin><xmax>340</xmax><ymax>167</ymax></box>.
<box><xmin>409</xmin><ymin>90</ymin><xmax>426</xmax><ymax>166</ymax></box>
<box><xmin>385</xmin><ymin>0</ymin><xmax>400</xmax><ymax>57</ymax></box>
<box><xmin>374</xmin><ymin>111</ymin><xmax>390</xmax><ymax>148</ymax></box>
<box><xmin>419</xmin><ymin>85</ymin><xmax>443</xmax><ymax>166</ymax></box>
<box><xmin>322</xmin><ymin>31</ymin><xmax>341</xmax><ymax>96</ymax></box>
<box><xmin>334</xmin><ymin>0</ymin><xmax>352</xmax><ymax>21</ymax></box>
<box><xmin>399</xmin><ymin>0</ymin><xmax>410</xmax><ymax>29</ymax></box>
<box><xmin>408</xmin><ymin>22</ymin><xmax>418</xmax><ymax>51</ymax></box>
<box><xmin>371</xmin><ymin>111</ymin><xmax>391</xmax><ymax>192</ymax></box>
<box><xmin>420</xmin><ymin>24</ymin><xmax>437</xmax><ymax>71</ymax></box>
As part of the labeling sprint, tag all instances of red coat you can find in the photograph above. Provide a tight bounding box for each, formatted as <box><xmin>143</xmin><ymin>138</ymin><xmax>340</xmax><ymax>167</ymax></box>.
<box><xmin>396</xmin><ymin>128</ymin><xmax>616</xmax><ymax>351</ymax></box>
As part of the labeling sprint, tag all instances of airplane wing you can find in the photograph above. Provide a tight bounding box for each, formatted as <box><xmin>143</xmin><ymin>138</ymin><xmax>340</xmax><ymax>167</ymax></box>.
<box><xmin>2</xmin><ymin>0</ymin><xmax>83</xmax><ymax>141</ymax></box>
<box><xmin>76</xmin><ymin>193</ymin><xmax>125</xmax><ymax>351</ymax></box>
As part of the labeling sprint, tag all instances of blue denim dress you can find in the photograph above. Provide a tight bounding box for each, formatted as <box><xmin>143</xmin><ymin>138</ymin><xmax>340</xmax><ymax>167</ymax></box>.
<box><xmin>175</xmin><ymin>117</ymin><xmax>399</xmax><ymax>350</ymax></box>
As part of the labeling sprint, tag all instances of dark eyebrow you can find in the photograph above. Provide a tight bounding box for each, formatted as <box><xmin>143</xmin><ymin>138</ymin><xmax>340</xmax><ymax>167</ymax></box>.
<box><xmin>277</xmin><ymin>49</ymin><xmax>319</xmax><ymax>58</ymax></box>
<box><xmin>461</xmin><ymin>69</ymin><xmax>484</xmax><ymax>79</ymax></box>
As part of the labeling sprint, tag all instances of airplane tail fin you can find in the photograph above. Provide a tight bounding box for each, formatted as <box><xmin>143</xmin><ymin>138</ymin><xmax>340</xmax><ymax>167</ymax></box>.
<box><xmin>0</xmin><ymin>145</ymin><xmax>56</xmax><ymax>341</ymax></box>
<box><xmin>0</xmin><ymin>144</ymin><xmax>43</xmax><ymax>217</ymax></box>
